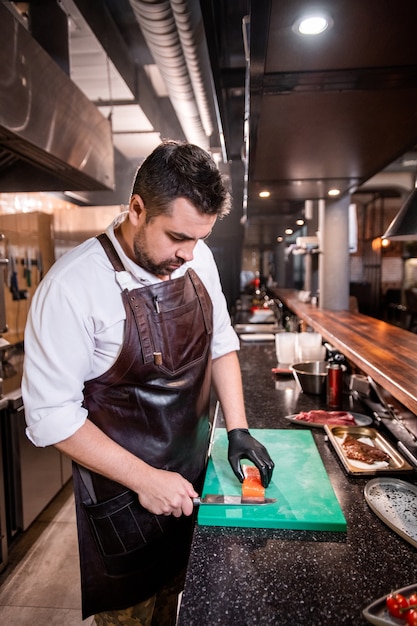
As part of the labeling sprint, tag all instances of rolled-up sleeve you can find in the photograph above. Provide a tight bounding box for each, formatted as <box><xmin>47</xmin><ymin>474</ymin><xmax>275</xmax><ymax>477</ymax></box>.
<box><xmin>22</xmin><ymin>275</ymin><xmax>94</xmax><ymax>447</ymax></box>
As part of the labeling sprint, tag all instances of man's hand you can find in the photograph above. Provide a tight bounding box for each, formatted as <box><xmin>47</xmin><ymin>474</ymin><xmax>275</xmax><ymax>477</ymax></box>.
<box><xmin>227</xmin><ymin>428</ymin><xmax>275</xmax><ymax>487</ymax></box>
<box><xmin>55</xmin><ymin>420</ymin><xmax>198</xmax><ymax>518</ymax></box>
<box><xmin>136</xmin><ymin>467</ymin><xmax>198</xmax><ymax>518</ymax></box>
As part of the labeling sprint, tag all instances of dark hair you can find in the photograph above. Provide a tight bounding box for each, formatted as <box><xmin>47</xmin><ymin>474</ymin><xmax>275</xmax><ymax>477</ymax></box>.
<box><xmin>131</xmin><ymin>140</ymin><xmax>231</xmax><ymax>220</ymax></box>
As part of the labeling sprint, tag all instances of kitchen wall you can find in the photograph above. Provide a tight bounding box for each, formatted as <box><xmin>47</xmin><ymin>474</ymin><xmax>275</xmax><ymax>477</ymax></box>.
<box><xmin>0</xmin><ymin>212</ymin><xmax>55</xmax><ymax>344</ymax></box>
<box><xmin>0</xmin><ymin>193</ymin><xmax>123</xmax><ymax>343</ymax></box>
<box><xmin>0</xmin><ymin>190</ymin><xmax>409</xmax><ymax>337</ymax></box>
<box><xmin>241</xmin><ymin>193</ymin><xmax>406</xmax><ymax>317</ymax></box>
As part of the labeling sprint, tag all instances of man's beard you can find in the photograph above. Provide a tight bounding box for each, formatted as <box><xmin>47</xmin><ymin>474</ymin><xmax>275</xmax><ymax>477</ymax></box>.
<box><xmin>133</xmin><ymin>227</ymin><xmax>184</xmax><ymax>276</ymax></box>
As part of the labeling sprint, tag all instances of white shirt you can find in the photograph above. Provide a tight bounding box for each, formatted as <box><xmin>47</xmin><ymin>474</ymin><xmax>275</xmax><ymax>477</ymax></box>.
<box><xmin>22</xmin><ymin>213</ymin><xmax>239</xmax><ymax>447</ymax></box>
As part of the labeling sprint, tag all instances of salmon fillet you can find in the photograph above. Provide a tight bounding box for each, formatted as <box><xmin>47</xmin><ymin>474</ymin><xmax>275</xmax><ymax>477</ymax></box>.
<box><xmin>242</xmin><ymin>464</ymin><xmax>265</xmax><ymax>498</ymax></box>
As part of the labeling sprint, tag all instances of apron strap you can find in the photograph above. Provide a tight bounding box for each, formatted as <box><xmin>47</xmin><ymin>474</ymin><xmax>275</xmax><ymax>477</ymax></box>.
<box><xmin>96</xmin><ymin>233</ymin><xmax>154</xmax><ymax>362</ymax></box>
<box><xmin>97</xmin><ymin>232</ymin><xmax>126</xmax><ymax>272</ymax></box>
<box><xmin>187</xmin><ymin>269</ymin><xmax>213</xmax><ymax>335</ymax></box>
<box><xmin>97</xmin><ymin>233</ymin><xmax>213</xmax><ymax>363</ymax></box>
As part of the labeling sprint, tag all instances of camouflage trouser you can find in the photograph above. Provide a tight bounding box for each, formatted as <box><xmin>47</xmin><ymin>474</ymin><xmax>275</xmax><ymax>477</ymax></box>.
<box><xmin>93</xmin><ymin>572</ymin><xmax>183</xmax><ymax>626</ymax></box>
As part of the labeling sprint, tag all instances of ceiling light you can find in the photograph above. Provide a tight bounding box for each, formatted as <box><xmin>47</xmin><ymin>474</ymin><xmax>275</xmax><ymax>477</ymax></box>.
<box><xmin>293</xmin><ymin>14</ymin><xmax>333</xmax><ymax>36</ymax></box>
<box><xmin>328</xmin><ymin>188</ymin><xmax>341</xmax><ymax>196</ymax></box>
<box><xmin>259</xmin><ymin>190</ymin><xmax>270</xmax><ymax>198</ymax></box>
<box><xmin>285</xmin><ymin>228</ymin><xmax>294</xmax><ymax>235</ymax></box>
<box><xmin>296</xmin><ymin>219</ymin><xmax>304</xmax><ymax>226</ymax></box>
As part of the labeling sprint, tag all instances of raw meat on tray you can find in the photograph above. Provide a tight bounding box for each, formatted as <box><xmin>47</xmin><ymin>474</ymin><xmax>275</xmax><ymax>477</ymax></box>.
<box><xmin>293</xmin><ymin>410</ymin><xmax>357</xmax><ymax>426</ymax></box>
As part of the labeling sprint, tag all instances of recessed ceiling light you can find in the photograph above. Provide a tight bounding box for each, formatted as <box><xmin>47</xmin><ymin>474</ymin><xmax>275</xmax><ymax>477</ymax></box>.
<box><xmin>293</xmin><ymin>14</ymin><xmax>333</xmax><ymax>36</ymax></box>
<box><xmin>296</xmin><ymin>218</ymin><xmax>304</xmax><ymax>226</ymax></box>
<box><xmin>328</xmin><ymin>188</ymin><xmax>341</xmax><ymax>196</ymax></box>
<box><xmin>259</xmin><ymin>190</ymin><xmax>270</xmax><ymax>198</ymax></box>
<box><xmin>285</xmin><ymin>228</ymin><xmax>294</xmax><ymax>235</ymax></box>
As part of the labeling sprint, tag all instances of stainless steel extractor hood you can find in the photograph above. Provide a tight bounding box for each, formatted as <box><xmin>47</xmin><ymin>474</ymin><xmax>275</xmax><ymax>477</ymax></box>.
<box><xmin>0</xmin><ymin>3</ymin><xmax>114</xmax><ymax>192</ymax></box>
<box><xmin>382</xmin><ymin>187</ymin><xmax>417</xmax><ymax>241</ymax></box>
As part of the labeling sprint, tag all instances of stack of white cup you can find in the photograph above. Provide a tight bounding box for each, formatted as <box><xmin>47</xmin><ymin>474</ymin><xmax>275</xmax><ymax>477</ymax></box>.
<box><xmin>296</xmin><ymin>332</ymin><xmax>325</xmax><ymax>362</ymax></box>
<box><xmin>275</xmin><ymin>331</ymin><xmax>325</xmax><ymax>365</ymax></box>
<box><xmin>275</xmin><ymin>332</ymin><xmax>297</xmax><ymax>365</ymax></box>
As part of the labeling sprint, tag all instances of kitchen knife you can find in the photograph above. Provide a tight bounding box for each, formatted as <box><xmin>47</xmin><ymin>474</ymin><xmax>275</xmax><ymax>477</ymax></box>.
<box><xmin>193</xmin><ymin>494</ymin><xmax>276</xmax><ymax>506</ymax></box>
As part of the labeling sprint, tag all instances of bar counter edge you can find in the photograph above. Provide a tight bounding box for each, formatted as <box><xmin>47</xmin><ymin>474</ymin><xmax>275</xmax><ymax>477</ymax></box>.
<box><xmin>271</xmin><ymin>288</ymin><xmax>417</xmax><ymax>416</ymax></box>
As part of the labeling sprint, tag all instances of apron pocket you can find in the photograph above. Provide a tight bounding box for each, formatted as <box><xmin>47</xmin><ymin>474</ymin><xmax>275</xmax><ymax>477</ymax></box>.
<box><xmin>83</xmin><ymin>490</ymin><xmax>165</xmax><ymax>576</ymax></box>
<box><xmin>150</xmin><ymin>301</ymin><xmax>209</xmax><ymax>375</ymax></box>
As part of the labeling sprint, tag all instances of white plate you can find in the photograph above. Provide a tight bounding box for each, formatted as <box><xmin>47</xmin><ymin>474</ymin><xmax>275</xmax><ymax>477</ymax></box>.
<box><xmin>284</xmin><ymin>411</ymin><xmax>373</xmax><ymax>429</ymax></box>
<box><xmin>363</xmin><ymin>582</ymin><xmax>417</xmax><ymax>625</ymax></box>
<box><xmin>248</xmin><ymin>312</ymin><xmax>275</xmax><ymax>323</ymax></box>
<box><xmin>239</xmin><ymin>333</ymin><xmax>275</xmax><ymax>342</ymax></box>
<box><xmin>364</xmin><ymin>478</ymin><xmax>417</xmax><ymax>549</ymax></box>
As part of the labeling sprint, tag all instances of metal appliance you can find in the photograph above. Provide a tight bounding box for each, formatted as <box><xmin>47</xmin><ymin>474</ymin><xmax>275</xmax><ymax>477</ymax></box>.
<box><xmin>0</xmin><ymin>2</ymin><xmax>114</xmax><ymax>192</ymax></box>
<box><xmin>2</xmin><ymin>390</ymin><xmax>63</xmax><ymax>540</ymax></box>
<box><xmin>352</xmin><ymin>375</ymin><xmax>417</xmax><ymax>469</ymax></box>
<box><xmin>0</xmin><ymin>396</ymin><xmax>8</xmax><ymax>572</ymax></box>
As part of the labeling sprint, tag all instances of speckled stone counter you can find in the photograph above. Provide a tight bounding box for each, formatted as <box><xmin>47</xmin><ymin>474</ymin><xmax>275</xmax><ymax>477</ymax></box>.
<box><xmin>177</xmin><ymin>341</ymin><xmax>417</xmax><ymax>626</ymax></box>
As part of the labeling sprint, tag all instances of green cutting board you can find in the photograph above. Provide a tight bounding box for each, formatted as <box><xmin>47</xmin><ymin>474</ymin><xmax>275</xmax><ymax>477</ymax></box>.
<box><xmin>198</xmin><ymin>428</ymin><xmax>347</xmax><ymax>531</ymax></box>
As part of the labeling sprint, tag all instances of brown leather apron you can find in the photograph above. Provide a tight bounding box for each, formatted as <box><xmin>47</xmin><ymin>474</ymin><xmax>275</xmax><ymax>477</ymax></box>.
<box><xmin>73</xmin><ymin>233</ymin><xmax>213</xmax><ymax>618</ymax></box>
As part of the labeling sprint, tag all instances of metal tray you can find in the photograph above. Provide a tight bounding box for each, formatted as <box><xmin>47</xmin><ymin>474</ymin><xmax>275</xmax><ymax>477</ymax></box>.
<box><xmin>324</xmin><ymin>425</ymin><xmax>415</xmax><ymax>476</ymax></box>
<box><xmin>364</xmin><ymin>478</ymin><xmax>417</xmax><ymax>549</ymax></box>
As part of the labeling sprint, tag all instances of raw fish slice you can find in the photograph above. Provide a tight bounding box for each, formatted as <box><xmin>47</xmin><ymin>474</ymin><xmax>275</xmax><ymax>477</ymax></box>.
<box><xmin>242</xmin><ymin>464</ymin><xmax>265</xmax><ymax>498</ymax></box>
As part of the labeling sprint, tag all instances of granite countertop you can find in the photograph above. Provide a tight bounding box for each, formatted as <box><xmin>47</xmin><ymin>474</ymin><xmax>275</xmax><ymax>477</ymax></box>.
<box><xmin>177</xmin><ymin>340</ymin><xmax>417</xmax><ymax>626</ymax></box>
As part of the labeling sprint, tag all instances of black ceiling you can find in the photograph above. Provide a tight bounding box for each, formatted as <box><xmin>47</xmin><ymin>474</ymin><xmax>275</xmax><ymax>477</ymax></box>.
<box><xmin>200</xmin><ymin>0</ymin><xmax>417</xmax><ymax>243</ymax></box>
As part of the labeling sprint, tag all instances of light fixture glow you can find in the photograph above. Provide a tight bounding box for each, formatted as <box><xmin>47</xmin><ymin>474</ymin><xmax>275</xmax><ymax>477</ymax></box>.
<box><xmin>285</xmin><ymin>228</ymin><xmax>294</xmax><ymax>235</ymax></box>
<box><xmin>328</xmin><ymin>188</ymin><xmax>341</xmax><ymax>196</ymax></box>
<box><xmin>296</xmin><ymin>219</ymin><xmax>304</xmax><ymax>226</ymax></box>
<box><xmin>371</xmin><ymin>238</ymin><xmax>381</xmax><ymax>252</ymax></box>
<box><xmin>259</xmin><ymin>190</ymin><xmax>270</xmax><ymax>198</ymax></box>
<box><xmin>293</xmin><ymin>14</ymin><xmax>333</xmax><ymax>36</ymax></box>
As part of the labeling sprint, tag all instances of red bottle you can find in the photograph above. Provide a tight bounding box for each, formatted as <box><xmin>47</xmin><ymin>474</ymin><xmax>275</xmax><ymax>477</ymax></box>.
<box><xmin>327</xmin><ymin>362</ymin><xmax>343</xmax><ymax>409</ymax></box>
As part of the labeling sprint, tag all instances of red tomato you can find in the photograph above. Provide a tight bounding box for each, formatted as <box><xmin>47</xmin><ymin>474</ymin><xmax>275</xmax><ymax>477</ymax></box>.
<box><xmin>409</xmin><ymin>593</ymin><xmax>417</xmax><ymax>610</ymax></box>
<box><xmin>386</xmin><ymin>593</ymin><xmax>409</xmax><ymax>619</ymax></box>
<box><xmin>406</xmin><ymin>609</ymin><xmax>417</xmax><ymax>626</ymax></box>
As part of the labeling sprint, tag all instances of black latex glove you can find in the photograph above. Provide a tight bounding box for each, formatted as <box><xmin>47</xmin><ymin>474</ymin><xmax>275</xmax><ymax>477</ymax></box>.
<box><xmin>227</xmin><ymin>428</ymin><xmax>275</xmax><ymax>488</ymax></box>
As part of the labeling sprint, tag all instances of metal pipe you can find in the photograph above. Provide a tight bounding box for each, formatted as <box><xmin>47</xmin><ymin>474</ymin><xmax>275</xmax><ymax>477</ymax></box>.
<box><xmin>129</xmin><ymin>0</ymin><xmax>215</xmax><ymax>149</ymax></box>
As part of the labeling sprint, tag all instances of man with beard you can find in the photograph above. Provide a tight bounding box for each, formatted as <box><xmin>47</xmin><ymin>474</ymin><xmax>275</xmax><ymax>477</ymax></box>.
<box><xmin>22</xmin><ymin>140</ymin><xmax>274</xmax><ymax>625</ymax></box>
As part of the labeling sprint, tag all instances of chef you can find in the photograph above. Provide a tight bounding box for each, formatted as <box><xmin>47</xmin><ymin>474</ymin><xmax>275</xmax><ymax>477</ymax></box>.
<box><xmin>22</xmin><ymin>140</ymin><xmax>274</xmax><ymax>625</ymax></box>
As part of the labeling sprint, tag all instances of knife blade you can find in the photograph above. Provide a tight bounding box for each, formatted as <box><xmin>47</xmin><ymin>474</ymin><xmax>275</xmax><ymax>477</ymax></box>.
<box><xmin>193</xmin><ymin>494</ymin><xmax>276</xmax><ymax>506</ymax></box>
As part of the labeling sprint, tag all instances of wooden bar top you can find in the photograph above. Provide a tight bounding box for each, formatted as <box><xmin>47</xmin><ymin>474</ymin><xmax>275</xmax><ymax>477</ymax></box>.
<box><xmin>271</xmin><ymin>288</ymin><xmax>417</xmax><ymax>416</ymax></box>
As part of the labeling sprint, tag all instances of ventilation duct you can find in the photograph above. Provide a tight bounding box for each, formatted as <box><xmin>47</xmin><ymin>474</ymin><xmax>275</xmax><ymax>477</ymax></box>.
<box><xmin>0</xmin><ymin>3</ymin><xmax>114</xmax><ymax>192</ymax></box>
<box><xmin>129</xmin><ymin>0</ymin><xmax>215</xmax><ymax>150</ymax></box>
